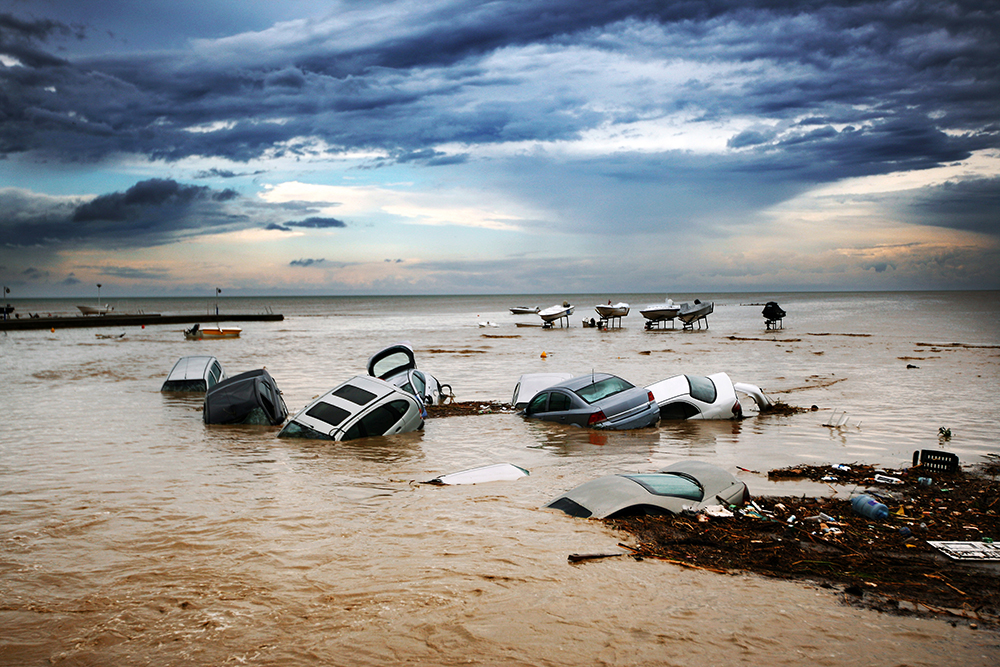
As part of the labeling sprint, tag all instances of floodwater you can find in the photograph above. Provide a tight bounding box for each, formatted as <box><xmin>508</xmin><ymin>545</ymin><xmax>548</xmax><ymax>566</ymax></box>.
<box><xmin>2</xmin><ymin>291</ymin><xmax>998</xmax><ymax>666</ymax></box>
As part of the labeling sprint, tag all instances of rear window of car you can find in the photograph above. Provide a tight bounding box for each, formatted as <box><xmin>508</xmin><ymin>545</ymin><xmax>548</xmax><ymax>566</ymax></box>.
<box><xmin>624</xmin><ymin>474</ymin><xmax>703</xmax><ymax>501</ymax></box>
<box><xmin>333</xmin><ymin>384</ymin><xmax>377</xmax><ymax>406</ymax></box>
<box><xmin>574</xmin><ymin>376</ymin><xmax>633</xmax><ymax>404</ymax></box>
<box><xmin>686</xmin><ymin>375</ymin><xmax>717</xmax><ymax>403</ymax></box>
<box><xmin>306</xmin><ymin>401</ymin><xmax>351</xmax><ymax>426</ymax></box>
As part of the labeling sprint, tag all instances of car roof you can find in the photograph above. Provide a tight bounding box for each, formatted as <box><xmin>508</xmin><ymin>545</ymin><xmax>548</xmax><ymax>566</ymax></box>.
<box><xmin>166</xmin><ymin>355</ymin><xmax>219</xmax><ymax>381</ymax></box>
<box><xmin>550</xmin><ymin>372</ymin><xmax>617</xmax><ymax>392</ymax></box>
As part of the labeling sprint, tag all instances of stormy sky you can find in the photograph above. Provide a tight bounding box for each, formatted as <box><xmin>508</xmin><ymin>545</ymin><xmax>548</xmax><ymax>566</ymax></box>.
<box><xmin>1</xmin><ymin>0</ymin><xmax>998</xmax><ymax>296</ymax></box>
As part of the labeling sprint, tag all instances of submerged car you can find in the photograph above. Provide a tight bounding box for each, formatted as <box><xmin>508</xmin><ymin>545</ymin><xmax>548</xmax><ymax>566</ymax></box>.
<box><xmin>646</xmin><ymin>372</ymin><xmax>770</xmax><ymax>420</ymax></box>
<box><xmin>367</xmin><ymin>342</ymin><xmax>452</xmax><ymax>406</ymax></box>
<box><xmin>203</xmin><ymin>368</ymin><xmax>288</xmax><ymax>426</ymax></box>
<box><xmin>522</xmin><ymin>372</ymin><xmax>659</xmax><ymax>430</ymax></box>
<box><xmin>511</xmin><ymin>372</ymin><xmax>574</xmax><ymax>409</ymax></box>
<box><xmin>278</xmin><ymin>375</ymin><xmax>424</xmax><ymax>441</ymax></box>
<box><xmin>161</xmin><ymin>355</ymin><xmax>226</xmax><ymax>392</ymax></box>
<box><xmin>545</xmin><ymin>460</ymin><xmax>750</xmax><ymax>519</ymax></box>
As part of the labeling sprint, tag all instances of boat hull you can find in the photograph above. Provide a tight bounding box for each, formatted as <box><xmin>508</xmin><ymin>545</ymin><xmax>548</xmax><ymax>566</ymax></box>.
<box><xmin>185</xmin><ymin>326</ymin><xmax>242</xmax><ymax>340</ymax></box>
<box><xmin>595</xmin><ymin>303</ymin><xmax>629</xmax><ymax>318</ymax></box>
<box><xmin>539</xmin><ymin>305</ymin><xmax>574</xmax><ymax>322</ymax></box>
<box><xmin>640</xmin><ymin>306</ymin><xmax>679</xmax><ymax>321</ymax></box>
<box><xmin>678</xmin><ymin>301</ymin><xmax>714</xmax><ymax>323</ymax></box>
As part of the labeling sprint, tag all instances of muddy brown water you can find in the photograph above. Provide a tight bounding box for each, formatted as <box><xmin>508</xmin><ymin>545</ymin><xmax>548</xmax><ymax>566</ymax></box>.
<box><xmin>2</xmin><ymin>292</ymin><xmax>999</xmax><ymax>665</ymax></box>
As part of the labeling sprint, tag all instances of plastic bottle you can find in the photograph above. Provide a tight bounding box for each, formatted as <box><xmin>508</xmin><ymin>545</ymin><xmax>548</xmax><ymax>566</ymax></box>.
<box><xmin>851</xmin><ymin>494</ymin><xmax>889</xmax><ymax>521</ymax></box>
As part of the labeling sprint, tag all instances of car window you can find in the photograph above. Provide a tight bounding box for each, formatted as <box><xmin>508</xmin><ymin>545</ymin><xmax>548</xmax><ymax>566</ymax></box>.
<box><xmin>574</xmin><ymin>376</ymin><xmax>633</xmax><ymax>404</ymax></box>
<box><xmin>527</xmin><ymin>392</ymin><xmax>548</xmax><ymax>414</ymax></box>
<box><xmin>342</xmin><ymin>399</ymin><xmax>410</xmax><ymax>440</ymax></box>
<box><xmin>411</xmin><ymin>371</ymin><xmax>427</xmax><ymax>398</ymax></box>
<box><xmin>306</xmin><ymin>401</ymin><xmax>351</xmax><ymax>427</ymax></box>
<box><xmin>334</xmin><ymin>383</ymin><xmax>377</xmax><ymax>406</ymax></box>
<box><xmin>624</xmin><ymin>474</ymin><xmax>703</xmax><ymax>501</ymax></box>
<box><xmin>659</xmin><ymin>401</ymin><xmax>701</xmax><ymax>420</ymax></box>
<box><xmin>686</xmin><ymin>375</ymin><xmax>717</xmax><ymax>403</ymax></box>
<box><xmin>209</xmin><ymin>363</ymin><xmax>223</xmax><ymax>388</ymax></box>
<box><xmin>279</xmin><ymin>420</ymin><xmax>331</xmax><ymax>440</ymax></box>
<box><xmin>372</xmin><ymin>351</ymin><xmax>411</xmax><ymax>378</ymax></box>
<box><xmin>548</xmin><ymin>391</ymin><xmax>572</xmax><ymax>411</ymax></box>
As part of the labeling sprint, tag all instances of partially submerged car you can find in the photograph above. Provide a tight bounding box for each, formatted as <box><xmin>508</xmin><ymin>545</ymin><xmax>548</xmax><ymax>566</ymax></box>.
<box><xmin>367</xmin><ymin>342</ymin><xmax>452</xmax><ymax>406</ymax></box>
<box><xmin>645</xmin><ymin>372</ymin><xmax>770</xmax><ymax>420</ymax></box>
<box><xmin>161</xmin><ymin>355</ymin><xmax>226</xmax><ymax>392</ymax></box>
<box><xmin>203</xmin><ymin>368</ymin><xmax>288</xmax><ymax>426</ymax></box>
<box><xmin>545</xmin><ymin>460</ymin><xmax>750</xmax><ymax>519</ymax></box>
<box><xmin>511</xmin><ymin>372</ymin><xmax>574</xmax><ymax>409</ymax></box>
<box><xmin>278</xmin><ymin>375</ymin><xmax>424</xmax><ymax>441</ymax></box>
<box><xmin>522</xmin><ymin>372</ymin><xmax>659</xmax><ymax>430</ymax></box>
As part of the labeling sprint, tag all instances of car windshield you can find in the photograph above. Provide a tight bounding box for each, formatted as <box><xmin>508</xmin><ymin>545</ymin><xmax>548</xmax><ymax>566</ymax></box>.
<box><xmin>686</xmin><ymin>375</ymin><xmax>718</xmax><ymax>403</ymax></box>
<box><xmin>574</xmin><ymin>376</ymin><xmax>633</xmax><ymax>404</ymax></box>
<box><xmin>623</xmin><ymin>474</ymin><xmax>703</xmax><ymax>501</ymax></box>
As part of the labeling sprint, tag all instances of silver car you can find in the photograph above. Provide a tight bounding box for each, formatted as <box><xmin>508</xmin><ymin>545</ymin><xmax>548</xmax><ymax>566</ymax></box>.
<box><xmin>367</xmin><ymin>342</ymin><xmax>451</xmax><ymax>406</ymax></box>
<box><xmin>161</xmin><ymin>355</ymin><xmax>226</xmax><ymax>392</ymax></box>
<box><xmin>545</xmin><ymin>460</ymin><xmax>750</xmax><ymax>519</ymax></box>
<box><xmin>278</xmin><ymin>375</ymin><xmax>424</xmax><ymax>441</ymax></box>
<box><xmin>522</xmin><ymin>373</ymin><xmax>659</xmax><ymax>430</ymax></box>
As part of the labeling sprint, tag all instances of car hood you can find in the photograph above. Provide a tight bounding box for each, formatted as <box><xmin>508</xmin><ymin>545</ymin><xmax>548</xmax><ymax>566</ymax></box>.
<box><xmin>367</xmin><ymin>342</ymin><xmax>416</xmax><ymax>380</ymax></box>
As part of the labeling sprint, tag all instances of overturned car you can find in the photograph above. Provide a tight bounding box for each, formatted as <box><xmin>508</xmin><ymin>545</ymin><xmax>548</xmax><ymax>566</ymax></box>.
<box><xmin>368</xmin><ymin>342</ymin><xmax>452</xmax><ymax>406</ymax></box>
<box><xmin>278</xmin><ymin>375</ymin><xmax>424</xmax><ymax>442</ymax></box>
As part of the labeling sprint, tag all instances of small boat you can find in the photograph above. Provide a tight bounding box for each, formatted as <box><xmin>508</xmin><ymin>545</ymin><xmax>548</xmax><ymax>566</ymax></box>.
<box><xmin>184</xmin><ymin>323</ymin><xmax>242</xmax><ymax>340</ymax></box>
<box><xmin>640</xmin><ymin>299</ymin><xmax>680</xmax><ymax>322</ymax></box>
<box><xmin>539</xmin><ymin>302</ymin><xmax>574</xmax><ymax>322</ymax></box>
<box><xmin>762</xmin><ymin>301</ymin><xmax>786</xmax><ymax>329</ymax></box>
<box><xmin>595</xmin><ymin>302</ymin><xmax>630</xmax><ymax>318</ymax></box>
<box><xmin>678</xmin><ymin>299</ymin><xmax>714</xmax><ymax>324</ymax></box>
<box><xmin>509</xmin><ymin>306</ymin><xmax>540</xmax><ymax>315</ymax></box>
<box><xmin>77</xmin><ymin>304</ymin><xmax>113</xmax><ymax>315</ymax></box>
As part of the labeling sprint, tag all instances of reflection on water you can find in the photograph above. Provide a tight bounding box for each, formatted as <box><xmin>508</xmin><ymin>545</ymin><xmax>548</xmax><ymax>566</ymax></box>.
<box><xmin>2</xmin><ymin>292</ymin><xmax>999</xmax><ymax>665</ymax></box>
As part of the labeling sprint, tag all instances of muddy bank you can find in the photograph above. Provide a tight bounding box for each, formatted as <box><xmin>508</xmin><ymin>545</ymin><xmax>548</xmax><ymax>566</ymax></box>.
<box><xmin>604</xmin><ymin>460</ymin><xmax>1000</xmax><ymax>628</ymax></box>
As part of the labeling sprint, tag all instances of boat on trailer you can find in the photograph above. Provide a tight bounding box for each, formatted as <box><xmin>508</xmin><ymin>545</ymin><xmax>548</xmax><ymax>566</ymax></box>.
<box><xmin>678</xmin><ymin>299</ymin><xmax>714</xmax><ymax>328</ymax></box>
<box><xmin>595</xmin><ymin>302</ymin><xmax>629</xmax><ymax>319</ymax></box>
<box><xmin>538</xmin><ymin>303</ymin><xmax>574</xmax><ymax>327</ymax></box>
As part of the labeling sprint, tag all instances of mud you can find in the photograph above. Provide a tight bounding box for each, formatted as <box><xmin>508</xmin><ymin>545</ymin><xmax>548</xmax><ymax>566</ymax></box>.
<box><xmin>605</xmin><ymin>460</ymin><xmax>1000</xmax><ymax>628</ymax></box>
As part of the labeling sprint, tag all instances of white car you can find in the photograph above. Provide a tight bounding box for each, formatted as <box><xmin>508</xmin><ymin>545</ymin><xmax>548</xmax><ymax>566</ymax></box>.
<box><xmin>161</xmin><ymin>355</ymin><xmax>226</xmax><ymax>392</ymax></box>
<box><xmin>278</xmin><ymin>375</ymin><xmax>424</xmax><ymax>441</ymax></box>
<box><xmin>367</xmin><ymin>342</ymin><xmax>451</xmax><ymax>406</ymax></box>
<box><xmin>646</xmin><ymin>372</ymin><xmax>770</xmax><ymax>420</ymax></box>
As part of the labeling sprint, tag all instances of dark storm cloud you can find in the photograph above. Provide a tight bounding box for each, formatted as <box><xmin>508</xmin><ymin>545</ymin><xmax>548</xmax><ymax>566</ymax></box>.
<box><xmin>267</xmin><ymin>217</ymin><xmax>346</xmax><ymax>232</ymax></box>
<box><xmin>1</xmin><ymin>0</ymin><xmax>996</xmax><ymax>179</ymax></box>
<box><xmin>0</xmin><ymin>178</ymin><xmax>245</xmax><ymax>247</ymax></box>
<box><xmin>908</xmin><ymin>178</ymin><xmax>1000</xmax><ymax>236</ymax></box>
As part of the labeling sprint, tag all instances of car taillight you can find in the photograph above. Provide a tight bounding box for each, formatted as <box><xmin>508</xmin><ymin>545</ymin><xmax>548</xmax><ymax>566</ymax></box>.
<box><xmin>647</xmin><ymin>390</ymin><xmax>655</xmax><ymax>403</ymax></box>
<box><xmin>587</xmin><ymin>410</ymin><xmax>607</xmax><ymax>426</ymax></box>
<box><xmin>732</xmin><ymin>399</ymin><xmax>742</xmax><ymax>419</ymax></box>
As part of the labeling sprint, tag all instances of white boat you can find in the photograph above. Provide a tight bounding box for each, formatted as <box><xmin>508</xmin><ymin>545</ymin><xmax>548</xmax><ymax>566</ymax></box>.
<box><xmin>595</xmin><ymin>302</ymin><xmax>629</xmax><ymax>318</ymax></box>
<box><xmin>184</xmin><ymin>324</ymin><xmax>242</xmax><ymax>340</ymax></box>
<box><xmin>77</xmin><ymin>304</ymin><xmax>113</xmax><ymax>315</ymax></box>
<box><xmin>509</xmin><ymin>306</ymin><xmax>540</xmax><ymax>315</ymax></box>
<box><xmin>539</xmin><ymin>303</ymin><xmax>574</xmax><ymax>322</ymax></box>
<box><xmin>678</xmin><ymin>299</ymin><xmax>714</xmax><ymax>324</ymax></box>
<box><xmin>639</xmin><ymin>299</ymin><xmax>679</xmax><ymax>322</ymax></box>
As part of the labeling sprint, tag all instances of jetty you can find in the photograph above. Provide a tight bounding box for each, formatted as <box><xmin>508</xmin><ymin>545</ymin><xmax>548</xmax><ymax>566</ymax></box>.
<box><xmin>0</xmin><ymin>312</ymin><xmax>283</xmax><ymax>331</ymax></box>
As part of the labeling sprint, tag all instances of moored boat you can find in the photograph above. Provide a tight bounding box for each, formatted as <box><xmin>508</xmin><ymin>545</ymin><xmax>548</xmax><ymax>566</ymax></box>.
<box><xmin>184</xmin><ymin>323</ymin><xmax>242</xmax><ymax>340</ymax></box>
<box><xmin>77</xmin><ymin>304</ymin><xmax>113</xmax><ymax>315</ymax></box>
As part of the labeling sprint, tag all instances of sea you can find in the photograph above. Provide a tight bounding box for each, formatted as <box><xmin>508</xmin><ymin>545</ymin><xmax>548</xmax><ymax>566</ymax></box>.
<box><xmin>2</xmin><ymin>291</ymin><xmax>998</xmax><ymax>666</ymax></box>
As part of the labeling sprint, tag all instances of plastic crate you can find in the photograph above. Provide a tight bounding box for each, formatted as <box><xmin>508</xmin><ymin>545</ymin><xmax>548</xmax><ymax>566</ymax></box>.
<box><xmin>912</xmin><ymin>449</ymin><xmax>959</xmax><ymax>473</ymax></box>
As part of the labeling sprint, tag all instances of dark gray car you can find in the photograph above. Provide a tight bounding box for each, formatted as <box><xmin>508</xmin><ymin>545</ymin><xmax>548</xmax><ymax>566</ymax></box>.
<box><xmin>522</xmin><ymin>372</ymin><xmax>659</xmax><ymax>430</ymax></box>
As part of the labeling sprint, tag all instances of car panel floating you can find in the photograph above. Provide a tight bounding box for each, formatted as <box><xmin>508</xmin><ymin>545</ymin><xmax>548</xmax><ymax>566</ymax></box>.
<box><xmin>203</xmin><ymin>368</ymin><xmax>288</xmax><ymax>425</ymax></box>
<box><xmin>425</xmin><ymin>463</ymin><xmax>530</xmax><ymax>485</ymax></box>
